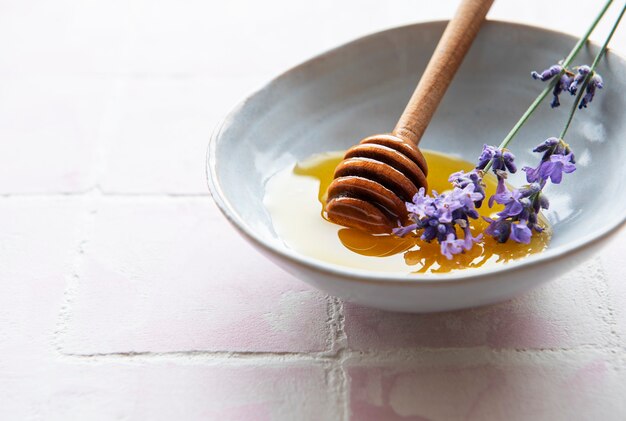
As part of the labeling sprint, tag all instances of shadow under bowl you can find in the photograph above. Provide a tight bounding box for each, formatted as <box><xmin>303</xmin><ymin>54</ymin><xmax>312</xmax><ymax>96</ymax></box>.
<box><xmin>207</xmin><ymin>21</ymin><xmax>626</xmax><ymax>312</ymax></box>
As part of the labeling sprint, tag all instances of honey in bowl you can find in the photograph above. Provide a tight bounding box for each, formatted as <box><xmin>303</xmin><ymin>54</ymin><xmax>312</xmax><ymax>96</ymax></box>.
<box><xmin>264</xmin><ymin>150</ymin><xmax>550</xmax><ymax>274</ymax></box>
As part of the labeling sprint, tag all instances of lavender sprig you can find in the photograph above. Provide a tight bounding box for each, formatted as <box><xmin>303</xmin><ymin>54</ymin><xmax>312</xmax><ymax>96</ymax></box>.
<box><xmin>558</xmin><ymin>3</ymin><xmax>625</xmax><ymax>141</ymax></box>
<box><xmin>478</xmin><ymin>2</ymin><xmax>623</xmax><ymax>247</ymax></box>
<box><xmin>483</xmin><ymin>0</ymin><xmax>614</xmax><ymax>165</ymax></box>
<box><xmin>476</xmin><ymin>145</ymin><xmax>547</xmax><ymax>244</ymax></box>
<box><xmin>392</xmin><ymin>1</ymin><xmax>622</xmax><ymax>258</ymax></box>
<box><xmin>392</xmin><ymin>185</ymin><xmax>483</xmax><ymax>260</ymax></box>
<box><xmin>530</xmin><ymin>63</ymin><xmax>604</xmax><ymax>109</ymax></box>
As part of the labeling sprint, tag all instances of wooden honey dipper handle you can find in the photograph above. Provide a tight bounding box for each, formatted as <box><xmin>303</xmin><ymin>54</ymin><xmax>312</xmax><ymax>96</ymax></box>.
<box><xmin>393</xmin><ymin>0</ymin><xmax>494</xmax><ymax>145</ymax></box>
<box><xmin>326</xmin><ymin>0</ymin><xmax>494</xmax><ymax>234</ymax></box>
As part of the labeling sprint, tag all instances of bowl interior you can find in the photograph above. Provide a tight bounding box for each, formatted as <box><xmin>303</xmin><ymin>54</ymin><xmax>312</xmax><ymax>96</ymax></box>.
<box><xmin>209</xmin><ymin>21</ymin><xmax>626</xmax><ymax>276</ymax></box>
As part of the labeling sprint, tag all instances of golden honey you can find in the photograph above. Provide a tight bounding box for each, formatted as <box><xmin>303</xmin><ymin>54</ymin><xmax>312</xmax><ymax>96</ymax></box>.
<box><xmin>264</xmin><ymin>150</ymin><xmax>550</xmax><ymax>274</ymax></box>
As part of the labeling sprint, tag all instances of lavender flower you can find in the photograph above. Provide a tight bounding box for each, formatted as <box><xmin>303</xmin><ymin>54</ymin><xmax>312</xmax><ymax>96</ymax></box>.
<box><xmin>491</xmin><ymin>178</ymin><xmax>524</xmax><ymax>217</ymax></box>
<box><xmin>531</xmin><ymin>64</ymin><xmax>604</xmax><ymax>109</ymax></box>
<box><xmin>579</xmin><ymin>73</ymin><xmax>604</xmax><ymax>109</ymax></box>
<box><xmin>405</xmin><ymin>188</ymin><xmax>434</xmax><ymax>217</ymax></box>
<box><xmin>551</xmin><ymin>73</ymin><xmax>573</xmax><ymax>108</ymax></box>
<box><xmin>476</xmin><ymin>144</ymin><xmax>516</xmax><ymax>173</ymax></box>
<box><xmin>462</xmin><ymin>225</ymin><xmax>482</xmax><ymax>250</ymax></box>
<box><xmin>532</xmin><ymin>137</ymin><xmax>560</xmax><ymax>153</ymax></box>
<box><xmin>568</xmin><ymin>65</ymin><xmax>591</xmax><ymax>95</ymax></box>
<box><xmin>484</xmin><ymin>182</ymin><xmax>547</xmax><ymax>243</ymax></box>
<box><xmin>393</xmin><ymin>183</ymin><xmax>484</xmax><ymax>260</ymax></box>
<box><xmin>544</xmin><ymin>153</ymin><xmax>577</xmax><ymax>183</ymax></box>
<box><xmin>522</xmin><ymin>138</ymin><xmax>576</xmax><ymax>185</ymax></box>
<box><xmin>482</xmin><ymin>150</ymin><xmax>547</xmax><ymax>243</ymax></box>
<box><xmin>531</xmin><ymin>64</ymin><xmax>562</xmax><ymax>81</ymax></box>
<box><xmin>476</xmin><ymin>144</ymin><xmax>497</xmax><ymax>169</ymax></box>
<box><xmin>483</xmin><ymin>136</ymin><xmax>578</xmax><ymax>244</ymax></box>
<box><xmin>510</xmin><ymin>221</ymin><xmax>532</xmax><ymax>244</ymax></box>
<box><xmin>440</xmin><ymin>234</ymin><xmax>465</xmax><ymax>260</ymax></box>
<box><xmin>488</xmin><ymin>173</ymin><xmax>507</xmax><ymax>208</ymax></box>
<box><xmin>456</xmin><ymin>183</ymin><xmax>484</xmax><ymax>210</ymax></box>
<box><xmin>531</xmin><ymin>64</ymin><xmax>570</xmax><ymax>108</ymax></box>
<box><xmin>448</xmin><ymin>169</ymin><xmax>486</xmax><ymax>207</ymax></box>
<box><xmin>392</xmin><ymin>222</ymin><xmax>418</xmax><ymax>238</ymax></box>
<box><xmin>564</xmin><ymin>66</ymin><xmax>604</xmax><ymax>109</ymax></box>
<box><xmin>522</xmin><ymin>165</ymin><xmax>541</xmax><ymax>185</ymax></box>
<box><xmin>483</xmin><ymin>217</ymin><xmax>511</xmax><ymax>243</ymax></box>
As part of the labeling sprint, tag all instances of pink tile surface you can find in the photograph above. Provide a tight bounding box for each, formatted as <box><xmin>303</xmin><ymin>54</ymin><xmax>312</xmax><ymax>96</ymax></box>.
<box><xmin>0</xmin><ymin>361</ymin><xmax>334</xmax><ymax>421</ymax></box>
<box><xmin>344</xmin><ymin>260</ymin><xmax>611</xmax><ymax>350</ymax></box>
<box><xmin>99</xmin><ymin>77</ymin><xmax>262</xmax><ymax>194</ymax></box>
<box><xmin>600</xmin><ymin>230</ymin><xmax>626</xmax><ymax>343</ymax></box>
<box><xmin>0</xmin><ymin>2</ymin><xmax>624</xmax><ymax>420</ymax></box>
<box><xmin>0</xmin><ymin>78</ymin><xmax>112</xmax><ymax>193</ymax></box>
<box><xmin>0</xmin><ymin>198</ymin><xmax>84</xmax><ymax>360</ymax></box>
<box><xmin>122</xmin><ymin>0</ymin><xmax>408</xmax><ymax>78</ymax></box>
<box><xmin>61</xmin><ymin>198</ymin><xmax>331</xmax><ymax>354</ymax></box>
<box><xmin>0</xmin><ymin>1</ymin><xmax>129</xmax><ymax>75</ymax></box>
<box><xmin>347</xmin><ymin>356</ymin><xmax>622</xmax><ymax>421</ymax></box>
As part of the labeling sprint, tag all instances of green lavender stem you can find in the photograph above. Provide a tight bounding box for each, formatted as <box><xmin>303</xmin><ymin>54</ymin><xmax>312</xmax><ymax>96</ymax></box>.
<box><xmin>559</xmin><ymin>79</ymin><xmax>591</xmax><ymax>140</ymax></box>
<box><xmin>483</xmin><ymin>0</ymin><xmax>613</xmax><ymax>173</ymax></box>
<box><xmin>559</xmin><ymin>3</ymin><xmax>626</xmax><ymax>139</ymax></box>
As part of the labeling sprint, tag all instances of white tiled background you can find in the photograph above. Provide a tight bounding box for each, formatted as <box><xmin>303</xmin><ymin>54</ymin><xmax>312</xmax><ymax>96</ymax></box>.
<box><xmin>1</xmin><ymin>0</ymin><xmax>625</xmax><ymax>419</ymax></box>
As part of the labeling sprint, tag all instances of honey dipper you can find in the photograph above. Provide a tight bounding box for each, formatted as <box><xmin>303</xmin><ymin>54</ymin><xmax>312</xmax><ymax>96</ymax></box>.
<box><xmin>326</xmin><ymin>0</ymin><xmax>494</xmax><ymax>234</ymax></box>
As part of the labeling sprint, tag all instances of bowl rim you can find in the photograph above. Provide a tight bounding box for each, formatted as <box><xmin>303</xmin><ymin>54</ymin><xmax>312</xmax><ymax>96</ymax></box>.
<box><xmin>206</xmin><ymin>19</ymin><xmax>626</xmax><ymax>285</ymax></box>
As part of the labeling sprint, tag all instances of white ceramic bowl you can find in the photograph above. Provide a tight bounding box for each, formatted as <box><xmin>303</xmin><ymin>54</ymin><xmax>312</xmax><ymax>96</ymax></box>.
<box><xmin>207</xmin><ymin>21</ymin><xmax>626</xmax><ymax>312</ymax></box>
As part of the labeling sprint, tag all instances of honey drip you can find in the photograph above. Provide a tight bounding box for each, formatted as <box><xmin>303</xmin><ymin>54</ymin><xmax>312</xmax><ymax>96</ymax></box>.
<box><xmin>264</xmin><ymin>150</ymin><xmax>550</xmax><ymax>274</ymax></box>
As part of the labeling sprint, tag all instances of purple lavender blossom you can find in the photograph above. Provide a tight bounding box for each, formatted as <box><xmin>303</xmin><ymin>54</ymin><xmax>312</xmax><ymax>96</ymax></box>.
<box><xmin>484</xmin><ymin>183</ymin><xmax>547</xmax><ymax>243</ymax></box>
<box><xmin>392</xmin><ymin>222</ymin><xmax>419</xmax><ymax>237</ymax></box>
<box><xmin>476</xmin><ymin>144</ymin><xmax>497</xmax><ymax>170</ymax></box>
<box><xmin>538</xmin><ymin>193</ymin><xmax>549</xmax><ymax>212</ymax></box>
<box><xmin>579</xmin><ymin>73</ymin><xmax>604</xmax><ymax>109</ymax></box>
<box><xmin>532</xmin><ymin>137</ymin><xmax>560</xmax><ymax>153</ymax></box>
<box><xmin>488</xmin><ymin>174</ymin><xmax>508</xmax><ymax>208</ymax></box>
<box><xmin>523</xmin><ymin>164</ymin><xmax>541</xmax><ymax>184</ymax></box>
<box><xmin>531</xmin><ymin>64</ymin><xmax>604</xmax><ymax>109</ymax></box>
<box><xmin>405</xmin><ymin>188</ymin><xmax>434</xmax><ymax>217</ymax></box>
<box><xmin>448</xmin><ymin>169</ymin><xmax>486</xmax><ymax>207</ymax></box>
<box><xmin>531</xmin><ymin>65</ymin><xmax>562</xmax><ymax>81</ymax></box>
<box><xmin>530</xmin><ymin>64</ymin><xmax>575</xmax><ymax>108</ymax></box>
<box><xmin>476</xmin><ymin>145</ymin><xmax>517</xmax><ymax>173</ymax></box>
<box><xmin>551</xmin><ymin>73</ymin><xmax>573</xmax><ymax>108</ymax></box>
<box><xmin>483</xmin><ymin>217</ymin><xmax>511</xmax><ymax>243</ymax></box>
<box><xmin>522</xmin><ymin>138</ymin><xmax>576</xmax><ymax>185</ymax></box>
<box><xmin>462</xmin><ymin>226</ymin><xmax>482</xmax><ymax>251</ymax></box>
<box><xmin>492</xmin><ymin>184</ymin><xmax>524</xmax><ymax>219</ymax></box>
<box><xmin>510</xmin><ymin>221</ymin><xmax>532</xmax><ymax>244</ymax></box>
<box><xmin>542</xmin><ymin>153</ymin><xmax>576</xmax><ymax>183</ymax></box>
<box><xmin>440</xmin><ymin>234</ymin><xmax>465</xmax><ymax>260</ymax></box>
<box><xmin>455</xmin><ymin>183</ymin><xmax>484</xmax><ymax>210</ymax></box>
<box><xmin>484</xmin><ymin>136</ymin><xmax>577</xmax><ymax>243</ymax></box>
<box><xmin>481</xmin><ymin>150</ymin><xmax>547</xmax><ymax>244</ymax></box>
<box><xmin>568</xmin><ymin>65</ymin><xmax>591</xmax><ymax>95</ymax></box>
<box><xmin>394</xmin><ymin>179</ymin><xmax>486</xmax><ymax>258</ymax></box>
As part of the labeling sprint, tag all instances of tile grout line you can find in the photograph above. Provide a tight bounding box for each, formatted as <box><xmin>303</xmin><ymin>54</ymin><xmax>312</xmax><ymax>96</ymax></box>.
<box><xmin>52</xmin><ymin>69</ymin><xmax>125</xmax><ymax>356</ymax></box>
<box><xmin>595</xmin><ymin>256</ymin><xmax>623</xmax><ymax>348</ymax></box>
<box><xmin>54</xmin><ymin>344</ymin><xmax>626</xmax><ymax>366</ymax></box>
<box><xmin>56</xmin><ymin>349</ymin><xmax>335</xmax><ymax>365</ymax></box>
<box><xmin>324</xmin><ymin>295</ymin><xmax>339</xmax><ymax>356</ymax></box>
<box><xmin>581</xmin><ymin>257</ymin><xmax>622</xmax><ymax>349</ymax></box>
<box><xmin>52</xmin><ymin>194</ymin><xmax>101</xmax><ymax>355</ymax></box>
<box><xmin>334</xmin><ymin>298</ymin><xmax>351</xmax><ymax>421</ymax></box>
<box><xmin>323</xmin><ymin>296</ymin><xmax>350</xmax><ymax>421</ymax></box>
<box><xmin>320</xmin><ymin>295</ymin><xmax>350</xmax><ymax>420</ymax></box>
